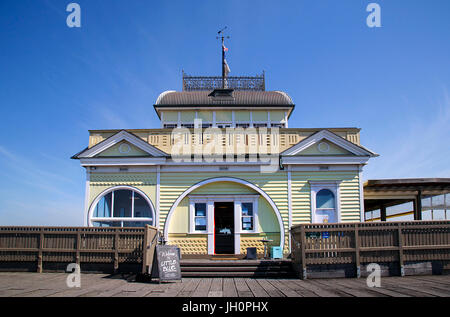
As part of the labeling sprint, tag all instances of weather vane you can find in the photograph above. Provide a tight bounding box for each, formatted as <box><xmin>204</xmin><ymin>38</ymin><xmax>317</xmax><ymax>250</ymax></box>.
<box><xmin>216</xmin><ymin>27</ymin><xmax>231</xmax><ymax>88</ymax></box>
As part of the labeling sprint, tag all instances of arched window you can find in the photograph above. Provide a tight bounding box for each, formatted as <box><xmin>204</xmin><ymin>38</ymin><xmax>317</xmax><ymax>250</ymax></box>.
<box><xmin>89</xmin><ymin>187</ymin><xmax>154</xmax><ymax>227</ymax></box>
<box><xmin>315</xmin><ymin>189</ymin><xmax>337</xmax><ymax>223</ymax></box>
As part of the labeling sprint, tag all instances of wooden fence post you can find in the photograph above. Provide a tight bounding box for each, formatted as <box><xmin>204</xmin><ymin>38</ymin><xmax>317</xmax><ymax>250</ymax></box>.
<box><xmin>114</xmin><ymin>229</ymin><xmax>119</xmax><ymax>273</ymax></box>
<box><xmin>300</xmin><ymin>225</ymin><xmax>307</xmax><ymax>280</ymax></box>
<box><xmin>142</xmin><ymin>225</ymin><xmax>149</xmax><ymax>274</ymax></box>
<box><xmin>37</xmin><ymin>228</ymin><xmax>44</xmax><ymax>273</ymax></box>
<box><xmin>76</xmin><ymin>230</ymin><xmax>81</xmax><ymax>267</ymax></box>
<box><xmin>355</xmin><ymin>224</ymin><xmax>361</xmax><ymax>278</ymax></box>
<box><xmin>398</xmin><ymin>224</ymin><xmax>405</xmax><ymax>277</ymax></box>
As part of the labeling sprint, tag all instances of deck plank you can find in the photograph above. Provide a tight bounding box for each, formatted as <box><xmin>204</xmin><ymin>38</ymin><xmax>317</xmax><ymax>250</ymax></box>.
<box><xmin>176</xmin><ymin>278</ymin><xmax>201</xmax><ymax>297</ymax></box>
<box><xmin>192</xmin><ymin>278</ymin><xmax>213</xmax><ymax>297</ymax></box>
<box><xmin>222</xmin><ymin>278</ymin><xmax>238</xmax><ymax>297</ymax></box>
<box><xmin>289</xmin><ymin>279</ymin><xmax>338</xmax><ymax>297</ymax></box>
<box><xmin>234</xmin><ymin>278</ymin><xmax>254</xmax><ymax>297</ymax></box>
<box><xmin>330</xmin><ymin>278</ymin><xmax>386</xmax><ymax>297</ymax></box>
<box><xmin>255</xmin><ymin>279</ymin><xmax>284</xmax><ymax>297</ymax></box>
<box><xmin>279</xmin><ymin>279</ymin><xmax>317</xmax><ymax>297</ymax></box>
<box><xmin>245</xmin><ymin>278</ymin><xmax>269</xmax><ymax>297</ymax></box>
<box><xmin>380</xmin><ymin>277</ymin><xmax>447</xmax><ymax>297</ymax></box>
<box><xmin>208</xmin><ymin>278</ymin><xmax>223</xmax><ymax>297</ymax></box>
<box><xmin>266</xmin><ymin>279</ymin><xmax>301</xmax><ymax>297</ymax></box>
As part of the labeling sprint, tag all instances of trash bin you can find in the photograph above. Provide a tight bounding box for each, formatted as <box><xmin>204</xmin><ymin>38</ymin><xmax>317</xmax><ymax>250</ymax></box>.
<box><xmin>270</xmin><ymin>246</ymin><xmax>283</xmax><ymax>259</ymax></box>
<box><xmin>246</xmin><ymin>247</ymin><xmax>257</xmax><ymax>259</ymax></box>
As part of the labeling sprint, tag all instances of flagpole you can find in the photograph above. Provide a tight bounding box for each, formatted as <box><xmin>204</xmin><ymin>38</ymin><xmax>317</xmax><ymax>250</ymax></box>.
<box><xmin>221</xmin><ymin>36</ymin><xmax>225</xmax><ymax>89</ymax></box>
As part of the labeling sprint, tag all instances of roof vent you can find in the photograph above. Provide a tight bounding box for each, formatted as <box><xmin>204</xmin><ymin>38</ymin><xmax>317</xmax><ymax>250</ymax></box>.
<box><xmin>208</xmin><ymin>88</ymin><xmax>234</xmax><ymax>98</ymax></box>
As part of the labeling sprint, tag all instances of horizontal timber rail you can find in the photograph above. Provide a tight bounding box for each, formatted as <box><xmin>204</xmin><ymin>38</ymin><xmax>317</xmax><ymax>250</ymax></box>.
<box><xmin>0</xmin><ymin>226</ymin><xmax>157</xmax><ymax>273</ymax></box>
<box><xmin>290</xmin><ymin>221</ymin><xmax>450</xmax><ymax>279</ymax></box>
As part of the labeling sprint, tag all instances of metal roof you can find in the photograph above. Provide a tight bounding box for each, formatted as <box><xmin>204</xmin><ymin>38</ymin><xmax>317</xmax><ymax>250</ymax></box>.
<box><xmin>154</xmin><ymin>90</ymin><xmax>294</xmax><ymax>107</ymax></box>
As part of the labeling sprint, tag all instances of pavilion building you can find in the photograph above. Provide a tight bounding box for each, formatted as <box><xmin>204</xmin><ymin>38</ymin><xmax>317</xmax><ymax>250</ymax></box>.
<box><xmin>72</xmin><ymin>72</ymin><xmax>378</xmax><ymax>256</ymax></box>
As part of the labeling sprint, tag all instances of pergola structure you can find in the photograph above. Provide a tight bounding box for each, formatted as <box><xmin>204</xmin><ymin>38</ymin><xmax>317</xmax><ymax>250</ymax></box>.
<box><xmin>364</xmin><ymin>178</ymin><xmax>450</xmax><ymax>221</ymax></box>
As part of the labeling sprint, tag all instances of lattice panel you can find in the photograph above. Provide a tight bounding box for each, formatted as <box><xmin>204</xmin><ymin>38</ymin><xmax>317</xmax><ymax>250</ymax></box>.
<box><xmin>168</xmin><ymin>238</ymin><xmax>208</xmax><ymax>255</ymax></box>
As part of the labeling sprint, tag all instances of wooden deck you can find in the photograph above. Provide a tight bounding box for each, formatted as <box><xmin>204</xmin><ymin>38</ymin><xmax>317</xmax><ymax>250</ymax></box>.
<box><xmin>0</xmin><ymin>272</ymin><xmax>449</xmax><ymax>297</ymax></box>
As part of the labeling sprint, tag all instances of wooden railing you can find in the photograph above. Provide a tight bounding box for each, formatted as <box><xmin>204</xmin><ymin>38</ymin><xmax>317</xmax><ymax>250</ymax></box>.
<box><xmin>290</xmin><ymin>221</ymin><xmax>450</xmax><ymax>279</ymax></box>
<box><xmin>0</xmin><ymin>226</ymin><xmax>157</xmax><ymax>273</ymax></box>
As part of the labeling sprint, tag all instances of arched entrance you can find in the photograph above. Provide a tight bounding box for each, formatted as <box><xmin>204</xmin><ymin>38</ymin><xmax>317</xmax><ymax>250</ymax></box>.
<box><xmin>163</xmin><ymin>177</ymin><xmax>285</xmax><ymax>255</ymax></box>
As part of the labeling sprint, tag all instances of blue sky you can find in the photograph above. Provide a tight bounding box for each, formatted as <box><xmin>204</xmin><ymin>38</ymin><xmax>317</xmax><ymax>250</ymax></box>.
<box><xmin>0</xmin><ymin>0</ymin><xmax>449</xmax><ymax>225</ymax></box>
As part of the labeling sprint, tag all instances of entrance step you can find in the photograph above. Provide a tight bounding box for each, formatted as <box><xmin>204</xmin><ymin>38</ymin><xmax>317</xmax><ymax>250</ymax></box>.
<box><xmin>180</xmin><ymin>259</ymin><xmax>295</xmax><ymax>278</ymax></box>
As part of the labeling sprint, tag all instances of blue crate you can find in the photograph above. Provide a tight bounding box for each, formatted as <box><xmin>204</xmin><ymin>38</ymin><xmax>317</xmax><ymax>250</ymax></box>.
<box><xmin>270</xmin><ymin>246</ymin><xmax>283</xmax><ymax>259</ymax></box>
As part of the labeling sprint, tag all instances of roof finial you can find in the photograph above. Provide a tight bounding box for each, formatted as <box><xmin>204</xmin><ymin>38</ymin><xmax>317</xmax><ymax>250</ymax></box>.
<box><xmin>217</xmin><ymin>27</ymin><xmax>231</xmax><ymax>89</ymax></box>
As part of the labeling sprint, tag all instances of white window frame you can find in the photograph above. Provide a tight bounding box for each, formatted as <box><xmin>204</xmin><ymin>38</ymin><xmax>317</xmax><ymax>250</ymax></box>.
<box><xmin>189</xmin><ymin>199</ymin><xmax>209</xmax><ymax>234</ymax></box>
<box><xmin>240</xmin><ymin>199</ymin><xmax>259</xmax><ymax>233</ymax></box>
<box><xmin>88</xmin><ymin>186</ymin><xmax>155</xmax><ymax>227</ymax></box>
<box><xmin>188</xmin><ymin>194</ymin><xmax>260</xmax><ymax>255</ymax></box>
<box><xmin>309</xmin><ymin>181</ymin><xmax>341</xmax><ymax>223</ymax></box>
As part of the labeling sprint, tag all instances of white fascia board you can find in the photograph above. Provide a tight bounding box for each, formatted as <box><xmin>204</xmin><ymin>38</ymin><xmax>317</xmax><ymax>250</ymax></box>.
<box><xmin>80</xmin><ymin>157</ymin><xmax>167</xmax><ymax>167</ymax></box>
<box><xmin>281</xmin><ymin>156</ymin><xmax>371</xmax><ymax>165</ymax></box>
<box><xmin>282</xmin><ymin>129</ymin><xmax>377</xmax><ymax>157</ymax></box>
<box><xmin>79</xmin><ymin>130</ymin><xmax>168</xmax><ymax>158</ymax></box>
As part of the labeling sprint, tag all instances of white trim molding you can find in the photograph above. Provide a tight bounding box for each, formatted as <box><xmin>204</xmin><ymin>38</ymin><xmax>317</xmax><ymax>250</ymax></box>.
<box><xmin>74</xmin><ymin>130</ymin><xmax>168</xmax><ymax>159</ymax></box>
<box><xmin>80</xmin><ymin>157</ymin><xmax>167</xmax><ymax>167</ymax></box>
<box><xmin>163</xmin><ymin>177</ymin><xmax>285</xmax><ymax>253</ymax></box>
<box><xmin>282</xmin><ymin>156</ymin><xmax>371</xmax><ymax>165</ymax></box>
<box><xmin>309</xmin><ymin>180</ymin><xmax>342</xmax><ymax>224</ymax></box>
<box><xmin>281</xmin><ymin>129</ymin><xmax>378</xmax><ymax>157</ymax></box>
<box><xmin>287</xmin><ymin>165</ymin><xmax>292</xmax><ymax>252</ymax></box>
<box><xmin>358</xmin><ymin>165</ymin><xmax>365</xmax><ymax>222</ymax></box>
<box><xmin>87</xmin><ymin>185</ymin><xmax>157</xmax><ymax>228</ymax></box>
<box><xmin>83</xmin><ymin>169</ymin><xmax>91</xmax><ymax>226</ymax></box>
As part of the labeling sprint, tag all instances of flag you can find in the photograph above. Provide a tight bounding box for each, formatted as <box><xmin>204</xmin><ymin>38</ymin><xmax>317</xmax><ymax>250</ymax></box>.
<box><xmin>224</xmin><ymin>59</ymin><xmax>231</xmax><ymax>77</ymax></box>
<box><xmin>223</xmin><ymin>45</ymin><xmax>228</xmax><ymax>52</ymax></box>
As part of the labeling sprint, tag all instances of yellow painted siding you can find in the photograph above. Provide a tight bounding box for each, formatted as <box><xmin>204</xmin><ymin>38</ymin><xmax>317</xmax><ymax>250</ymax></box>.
<box><xmin>86</xmin><ymin>170</ymin><xmax>362</xmax><ymax>254</ymax></box>
<box><xmin>290</xmin><ymin>171</ymin><xmax>361</xmax><ymax>224</ymax></box>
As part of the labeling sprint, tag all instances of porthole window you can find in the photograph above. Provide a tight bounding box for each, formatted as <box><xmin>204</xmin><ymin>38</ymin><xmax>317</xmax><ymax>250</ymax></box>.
<box><xmin>90</xmin><ymin>187</ymin><xmax>154</xmax><ymax>227</ymax></box>
<box><xmin>118</xmin><ymin>143</ymin><xmax>131</xmax><ymax>154</ymax></box>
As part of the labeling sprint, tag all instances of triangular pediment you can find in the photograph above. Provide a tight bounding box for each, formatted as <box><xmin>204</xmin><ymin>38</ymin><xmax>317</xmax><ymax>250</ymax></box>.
<box><xmin>72</xmin><ymin>130</ymin><xmax>168</xmax><ymax>159</ymax></box>
<box><xmin>282</xmin><ymin>130</ymin><xmax>378</xmax><ymax>157</ymax></box>
<box><xmin>296</xmin><ymin>139</ymin><xmax>353</xmax><ymax>156</ymax></box>
<box><xmin>95</xmin><ymin>140</ymin><xmax>150</xmax><ymax>157</ymax></box>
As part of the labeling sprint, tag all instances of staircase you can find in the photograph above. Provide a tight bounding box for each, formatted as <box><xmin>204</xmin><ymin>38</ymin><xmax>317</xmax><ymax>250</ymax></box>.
<box><xmin>180</xmin><ymin>259</ymin><xmax>296</xmax><ymax>278</ymax></box>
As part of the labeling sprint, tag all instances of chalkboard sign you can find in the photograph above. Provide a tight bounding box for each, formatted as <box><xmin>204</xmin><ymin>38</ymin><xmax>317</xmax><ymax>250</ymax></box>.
<box><xmin>151</xmin><ymin>245</ymin><xmax>181</xmax><ymax>282</ymax></box>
